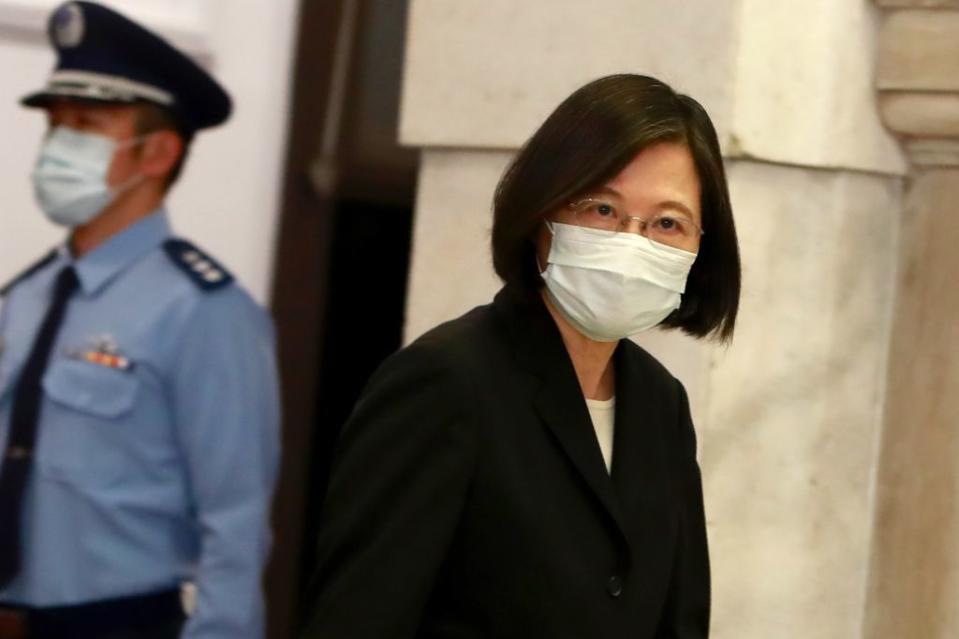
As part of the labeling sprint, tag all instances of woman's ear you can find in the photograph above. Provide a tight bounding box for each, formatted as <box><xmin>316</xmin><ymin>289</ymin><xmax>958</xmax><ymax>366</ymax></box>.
<box><xmin>138</xmin><ymin>130</ymin><xmax>183</xmax><ymax>181</ymax></box>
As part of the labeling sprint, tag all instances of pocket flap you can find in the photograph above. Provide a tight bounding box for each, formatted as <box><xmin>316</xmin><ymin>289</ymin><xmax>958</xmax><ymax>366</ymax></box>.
<box><xmin>42</xmin><ymin>359</ymin><xmax>138</xmax><ymax>418</ymax></box>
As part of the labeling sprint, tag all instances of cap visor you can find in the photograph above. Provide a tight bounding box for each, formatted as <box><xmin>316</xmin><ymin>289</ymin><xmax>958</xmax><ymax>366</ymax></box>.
<box><xmin>21</xmin><ymin>89</ymin><xmax>55</xmax><ymax>108</ymax></box>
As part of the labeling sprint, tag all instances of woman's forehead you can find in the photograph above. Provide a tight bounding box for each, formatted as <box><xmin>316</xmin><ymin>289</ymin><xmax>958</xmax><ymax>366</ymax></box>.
<box><xmin>593</xmin><ymin>144</ymin><xmax>702</xmax><ymax>217</ymax></box>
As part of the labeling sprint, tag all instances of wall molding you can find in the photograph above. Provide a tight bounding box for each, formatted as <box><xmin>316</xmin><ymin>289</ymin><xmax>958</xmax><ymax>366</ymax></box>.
<box><xmin>875</xmin><ymin>0</ymin><xmax>959</xmax><ymax>168</ymax></box>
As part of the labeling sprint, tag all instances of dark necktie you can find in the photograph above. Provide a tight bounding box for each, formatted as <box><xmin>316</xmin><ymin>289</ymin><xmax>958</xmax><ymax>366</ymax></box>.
<box><xmin>0</xmin><ymin>266</ymin><xmax>79</xmax><ymax>588</ymax></box>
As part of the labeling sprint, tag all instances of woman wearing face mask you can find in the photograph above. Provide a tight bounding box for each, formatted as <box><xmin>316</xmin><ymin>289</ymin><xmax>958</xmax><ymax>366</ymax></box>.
<box><xmin>303</xmin><ymin>74</ymin><xmax>740</xmax><ymax>639</ymax></box>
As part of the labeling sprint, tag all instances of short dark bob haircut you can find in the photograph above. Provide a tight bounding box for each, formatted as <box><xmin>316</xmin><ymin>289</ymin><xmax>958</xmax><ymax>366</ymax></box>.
<box><xmin>491</xmin><ymin>74</ymin><xmax>741</xmax><ymax>342</ymax></box>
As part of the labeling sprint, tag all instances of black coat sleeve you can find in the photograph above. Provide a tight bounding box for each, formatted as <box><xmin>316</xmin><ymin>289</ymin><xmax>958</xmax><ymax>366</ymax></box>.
<box><xmin>300</xmin><ymin>339</ymin><xmax>477</xmax><ymax>638</ymax></box>
<box><xmin>656</xmin><ymin>379</ymin><xmax>711</xmax><ymax>638</ymax></box>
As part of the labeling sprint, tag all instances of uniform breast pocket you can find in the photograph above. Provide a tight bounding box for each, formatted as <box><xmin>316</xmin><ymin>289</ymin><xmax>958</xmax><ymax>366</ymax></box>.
<box><xmin>38</xmin><ymin>358</ymin><xmax>140</xmax><ymax>486</ymax></box>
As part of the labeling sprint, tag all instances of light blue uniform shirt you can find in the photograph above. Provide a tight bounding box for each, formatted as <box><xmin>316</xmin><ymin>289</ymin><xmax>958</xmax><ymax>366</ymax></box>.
<box><xmin>0</xmin><ymin>210</ymin><xmax>281</xmax><ymax>639</ymax></box>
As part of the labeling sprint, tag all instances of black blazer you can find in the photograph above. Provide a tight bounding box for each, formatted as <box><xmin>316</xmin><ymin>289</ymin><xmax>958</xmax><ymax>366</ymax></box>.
<box><xmin>303</xmin><ymin>285</ymin><xmax>709</xmax><ymax>638</ymax></box>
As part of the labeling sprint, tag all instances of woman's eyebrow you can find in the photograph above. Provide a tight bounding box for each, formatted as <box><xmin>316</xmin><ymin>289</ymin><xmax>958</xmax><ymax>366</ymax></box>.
<box><xmin>655</xmin><ymin>200</ymin><xmax>696</xmax><ymax>219</ymax></box>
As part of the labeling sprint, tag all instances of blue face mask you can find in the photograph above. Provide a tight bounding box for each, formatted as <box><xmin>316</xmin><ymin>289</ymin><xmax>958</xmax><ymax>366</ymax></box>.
<box><xmin>31</xmin><ymin>126</ymin><xmax>145</xmax><ymax>228</ymax></box>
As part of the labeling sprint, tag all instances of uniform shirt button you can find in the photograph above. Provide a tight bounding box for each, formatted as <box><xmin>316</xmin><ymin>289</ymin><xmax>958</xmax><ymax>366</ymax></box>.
<box><xmin>607</xmin><ymin>575</ymin><xmax>624</xmax><ymax>598</ymax></box>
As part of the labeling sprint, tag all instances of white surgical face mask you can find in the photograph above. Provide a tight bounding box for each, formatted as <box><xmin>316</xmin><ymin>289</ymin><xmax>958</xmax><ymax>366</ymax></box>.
<box><xmin>540</xmin><ymin>221</ymin><xmax>698</xmax><ymax>342</ymax></box>
<box><xmin>31</xmin><ymin>126</ymin><xmax>145</xmax><ymax>228</ymax></box>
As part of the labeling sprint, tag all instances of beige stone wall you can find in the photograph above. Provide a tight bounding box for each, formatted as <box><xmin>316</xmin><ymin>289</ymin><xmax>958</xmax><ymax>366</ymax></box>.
<box><xmin>405</xmin><ymin>150</ymin><xmax>508</xmax><ymax>343</ymax></box>
<box><xmin>400</xmin><ymin>0</ymin><xmax>905</xmax><ymax>174</ymax></box>
<box><xmin>703</xmin><ymin>163</ymin><xmax>900</xmax><ymax>638</ymax></box>
<box><xmin>400</xmin><ymin>1</ymin><xmax>912</xmax><ymax>637</ymax></box>
<box><xmin>400</xmin><ymin>0</ymin><xmax>741</xmax><ymax>148</ymax></box>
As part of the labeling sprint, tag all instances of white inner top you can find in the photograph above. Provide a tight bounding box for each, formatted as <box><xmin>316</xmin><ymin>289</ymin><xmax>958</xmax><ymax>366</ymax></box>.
<box><xmin>586</xmin><ymin>396</ymin><xmax>616</xmax><ymax>473</ymax></box>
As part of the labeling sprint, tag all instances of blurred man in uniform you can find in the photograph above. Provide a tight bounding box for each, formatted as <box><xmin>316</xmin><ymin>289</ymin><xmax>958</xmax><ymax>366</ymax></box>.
<box><xmin>0</xmin><ymin>2</ymin><xmax>281</xmax><ymax>638</ymax></box>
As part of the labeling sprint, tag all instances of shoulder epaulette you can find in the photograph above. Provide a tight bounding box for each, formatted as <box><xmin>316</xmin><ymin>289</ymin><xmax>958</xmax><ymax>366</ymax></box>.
<box><xmin>162</xmin><ymin>239</ymin><xmax>234</xmax><ymax>292</ymax></box>
<box><xmin>0</xmin><ymin>249</ymin><xmax>59</xmax><ymax>298</ymax></box>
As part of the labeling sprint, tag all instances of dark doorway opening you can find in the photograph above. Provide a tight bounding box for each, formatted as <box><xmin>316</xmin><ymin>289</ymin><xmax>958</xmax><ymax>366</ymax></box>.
<box><xmin>303</xmin><ymin>197</ymin><xmax>414</xmax><ymax>561</ymax></box>
<box><xmin>265</xmin><ymin>1</ymin><xmax>417</xmax><ymax>637</ymax></box>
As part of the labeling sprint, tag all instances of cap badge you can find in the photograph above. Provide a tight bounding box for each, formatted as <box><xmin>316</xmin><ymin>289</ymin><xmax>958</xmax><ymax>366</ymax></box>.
<box><xmin>52</xmin><ymin>3</ymin><xmax>85</xmax><ymax>49</ymax></box>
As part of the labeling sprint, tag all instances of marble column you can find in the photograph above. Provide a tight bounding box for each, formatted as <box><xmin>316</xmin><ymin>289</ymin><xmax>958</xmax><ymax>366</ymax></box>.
<box><xmin>866</xmin><ymin>2</ymin><xmax>959</xmax><ymax>637</ymax></box>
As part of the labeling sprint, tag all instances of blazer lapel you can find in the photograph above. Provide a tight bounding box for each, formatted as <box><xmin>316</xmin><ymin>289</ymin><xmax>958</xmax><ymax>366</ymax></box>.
<box><xmin>492</xmin><ymin>286</ymin><xmax>629</xmax><ymax>542</ymax></box>
<box><xmin>610</xmin><ymin>342</ymin><xmax>672</xmax><ymax>514</ymax></box>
